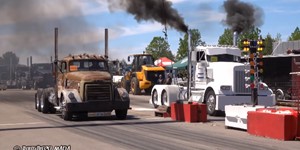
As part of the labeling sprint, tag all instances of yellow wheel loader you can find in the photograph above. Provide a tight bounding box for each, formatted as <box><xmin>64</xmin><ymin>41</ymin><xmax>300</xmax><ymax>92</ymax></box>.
<box><xmin>121</xmin><ymin>54</ymin><xmax>165</xmax><ymax>95</ymax></box>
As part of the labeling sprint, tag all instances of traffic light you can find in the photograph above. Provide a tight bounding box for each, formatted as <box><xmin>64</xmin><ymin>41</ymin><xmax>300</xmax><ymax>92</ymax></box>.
<box><xmin>242</xmin><ymin>39</ymin><xmax>264</xmax><ymax>89</ymax></box>
<box><xmin>242</xmin><ymin>39</ymin><xmax>250</xmax><ymax>52</ymax></box>
<box><xmin>257</xmin><ymin>39</ymin><xmax>265</xmax><ymax>52</ymax></box>
<box><xmin>257</xmin><ymin>44</ymin><xmax>264</xmax><ymax>78</ymax></box>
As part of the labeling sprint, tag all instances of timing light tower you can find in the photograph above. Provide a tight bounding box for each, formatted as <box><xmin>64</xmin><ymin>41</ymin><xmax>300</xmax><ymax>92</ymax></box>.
<box><xmin>242</xmin><ymin>38</ymin><xmax>265</xmax><ymax>106</ymax></box>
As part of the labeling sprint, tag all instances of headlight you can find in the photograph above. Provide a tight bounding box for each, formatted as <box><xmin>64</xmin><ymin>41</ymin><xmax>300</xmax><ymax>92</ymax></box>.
<box><xmin>220</xmin><ymin>85</ymin><xmax>231</xmax><ymax>91</ymax></box>
<box><xmin>68</xmin><ymin>92</ymin><xmax>76</xmax><ymax>100</ymax></box>
<box><xmin>77</xmin><ymin>83</ymin><xmax>80</xmax><ymax>93</ymax></box>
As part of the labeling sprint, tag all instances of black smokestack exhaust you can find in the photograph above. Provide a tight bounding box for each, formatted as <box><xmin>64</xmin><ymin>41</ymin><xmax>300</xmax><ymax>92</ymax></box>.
<box><xmin>30</xmin><ymin>56</ymin><xmax>32</xmax><ymax>67</ymax></box>
<box><xmin>223</xmin><ymin>0</ymin><xmax>264</xmax><ymax>34</ymax></box>
<box><xmin>54</xmin><ymin>27</ymin><xmax>58</xmax><ymax>100</ymax></box>
<box><xmin>233</xmin><ymin>31</ymin><xmax>238</xmax><ymax>46</ymax></box>
<box><xmin>105</xmin><ymin>28</ymin><xmax>108</xmax><ymax>58</ymax></box>
<box><xmin>27</xmin><ymin>57</ymin><xmax>29</xmax><ymax>67</ymax></box>
<box><xmin>107</xmin><ymin>0</ymin><xmax>188</xmax><ymax>33</ymax></box>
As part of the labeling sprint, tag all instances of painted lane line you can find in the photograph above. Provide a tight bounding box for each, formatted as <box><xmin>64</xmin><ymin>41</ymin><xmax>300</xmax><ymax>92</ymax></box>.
<box><xmin>0</xmin><ymin>122</ymin><xmax>45</xmax><ymax>126</ymax></box>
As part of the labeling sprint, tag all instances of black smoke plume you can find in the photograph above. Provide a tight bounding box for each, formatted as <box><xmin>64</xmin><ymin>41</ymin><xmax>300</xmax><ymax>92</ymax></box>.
<box><xmin>107</xmin><ymin>0</ymin><xmax>188</xmax><ymax>33</ymax></box>
<box><xmin>222</xmin><ymin>0</ymin><xmax>264</xmax><ymax>33</ymax></box>
<box><xmin>0</xmin><ymin>0</ymin><xmax>101</xmax><ymax>64</ymax></box>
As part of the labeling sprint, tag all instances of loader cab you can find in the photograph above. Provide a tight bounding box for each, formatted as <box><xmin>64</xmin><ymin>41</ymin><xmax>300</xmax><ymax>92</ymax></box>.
<box><xmin>128</xmin><ymin>54</ymin><xmax>154</xmax><ymax>72</ymax></box>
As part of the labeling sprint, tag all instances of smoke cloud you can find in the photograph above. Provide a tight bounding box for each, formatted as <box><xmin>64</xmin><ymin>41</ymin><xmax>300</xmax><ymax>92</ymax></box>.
<box><xmin>107</xmin><ymin>0</ymin><xmax>188</xmax><ymax>33</ymax></box>
<box><xmin>0</xmin><ymin>0</ymin><xmax>102</xmax><ymax>64</ymax></box>
<box><xmin>222</xmin><ymin>0</ymin><xmax>264</xmax><ymax>33</ymax></box>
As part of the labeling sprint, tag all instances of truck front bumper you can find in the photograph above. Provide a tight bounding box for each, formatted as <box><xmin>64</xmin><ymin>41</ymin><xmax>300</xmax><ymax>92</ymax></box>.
<box><xmin>65</xmin><ymin>101</ymin><xmax>130</xmax><ymax>112</ymax></box>
<box><xmin>217</xmin><ymin>94</ymin><xmax>275</xmax><ymax>111</ymax></box>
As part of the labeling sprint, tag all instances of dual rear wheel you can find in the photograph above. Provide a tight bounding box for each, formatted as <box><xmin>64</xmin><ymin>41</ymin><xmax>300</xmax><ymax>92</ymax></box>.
<box><xmin>151</xmin><ymin>90</ymin><xmax>168</xmax><ymax>108</ymax></box>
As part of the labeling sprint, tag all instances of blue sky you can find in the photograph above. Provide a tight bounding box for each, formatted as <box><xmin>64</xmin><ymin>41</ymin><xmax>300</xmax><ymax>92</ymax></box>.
<box><xmin>84</xmin><ymin>0</ymin><xmax>300</xmax><ymax>61</ymax></box>
<box><xmin>0</xmin><ymin>0</ymin><xmax>299</xmax><ymax>64</ymax></box>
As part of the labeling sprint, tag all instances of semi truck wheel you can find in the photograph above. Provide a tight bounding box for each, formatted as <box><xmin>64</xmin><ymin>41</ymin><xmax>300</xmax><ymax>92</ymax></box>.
<box><xmin>61</xmin><ymin>96</ymin><xmax>72</xmax><ymax>121</ymax></box>
<box><xmin>115</xmin><ymin>109</ymin><xmax>127</xmax><ymax>120</ymax></box>
<box><xmin>35</xmin><ymin>93</ymin><xmax>38</xmax><ymax>109</ymax></box>
<box><xmin>36</xmin><ymin>89</ymin><xmax>42</xmax><ymax>112</ymax></box>
<box><xmin>205</xmin><ymin>90</ymin><xmax>217</xmax><ymax>116</ymax></box>
<box><xmin>161</xmin><ymin>90</ymin><xmax>168</xmax><ymax>106</ymax></box>
<box><xmin>151</xmin><ymin>90</ymin><xmax>159</xmax><ymax>108</ymax></box>
<box><xmin>41</xmin><ymin>91</ymin><xmax>50</xmax><ymax>114</ymax></box>
<box><xmin>62</xmin><ymin>110</ymin><xmax>72</xmax><ymax>121</ymax></box>
<box><xmin>131</xmin><ymin>77</ymin><xmax>141</xmax><ymax>95</ymax></box>
<box><xmin>34</xmin><ymin>92</ymin><xmax>41</xmax><ymax>110</ymax></box>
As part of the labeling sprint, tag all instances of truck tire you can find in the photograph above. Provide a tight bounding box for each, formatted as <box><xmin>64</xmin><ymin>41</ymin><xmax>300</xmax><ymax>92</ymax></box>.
<box><xmin>35</xmin><ymin>93</ymin><xmax>37</xmax><ymax>109</ymax></box>
<box><xmin>62</xmin><ymin>110</ymin><xmax>72</xmax><ymax>121</ymax></box>
<box><xmin>115</xmin><ymin>109</ymin><xmax>127</xmax><ymax>120</ymax></box>
<box><xmin>121</xmin><ymin>77</ymin><xmax>130</xmax><ymax>93</ymax></box>
<box><xmin>61</xmin><ymin>96</ymin><xmax>72</xmax><ymax>121</ymax></box>
<box><xmin>34</xmin><ymin>91</ymin><xmax>41</xmax><ymax>110</ymax></box>
<box><xmin>161</xmin><ymin>90</ymin><xmax>168</xmax><ymax>106</ymax></box>
<box><xmin>205</xmin><ymin>90</ymin><xmax>217</xmax><ymax>116</ymax></box>
<box><xmin>151</xmin><ymin>90</ymin><xmax>159</xmax><ymax>108</ymax></box>
<box><xmin>36</xmin><ymin>90</ymin><xmax>42</xmax><ymax>112</ymax></box>
<box><xmin>275</xmin><ymin>89</ymin><xmax>284</xmax><ymax>102</ymax></box>
<box><xmin>131</xmin><ymin>77</ymin><xmax>141</xmax><ymax>95</ymax></box>
<box><xmin>41</xmin><ymin>90</ymin><xmax>50</xmax><ymax>114</ymax></box>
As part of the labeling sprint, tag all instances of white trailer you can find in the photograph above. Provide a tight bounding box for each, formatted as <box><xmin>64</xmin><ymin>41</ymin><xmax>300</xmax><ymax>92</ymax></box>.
<box><xmin>150</xmin><ymin>46</ymin><xmax>275</xmax><ymax>116</ymax></box>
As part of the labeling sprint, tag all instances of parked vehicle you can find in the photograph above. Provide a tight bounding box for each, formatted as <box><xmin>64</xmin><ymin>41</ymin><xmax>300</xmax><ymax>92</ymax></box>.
<box><xmin>35</xmin><ymin>28</ymin><xmax>130</xmax><ymax>120</ymax></box>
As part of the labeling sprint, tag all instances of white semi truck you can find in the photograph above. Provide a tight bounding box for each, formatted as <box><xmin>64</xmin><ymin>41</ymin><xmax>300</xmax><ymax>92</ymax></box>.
<box><xmin>150</xmin><ymin>45</ymin><xmax>275</xmax><ymax>116</ymax></box>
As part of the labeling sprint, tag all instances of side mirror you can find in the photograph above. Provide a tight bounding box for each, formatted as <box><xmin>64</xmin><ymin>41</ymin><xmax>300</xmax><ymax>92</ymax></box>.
<box><xmin>127</xmin><ymin>56</ymin><xmax>130</xmax><ymax>62</ymax></box>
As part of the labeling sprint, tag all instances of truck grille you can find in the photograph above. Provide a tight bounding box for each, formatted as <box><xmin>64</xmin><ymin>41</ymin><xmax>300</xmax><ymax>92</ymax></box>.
<box><xmin>84</xmin><ymin>83</ymin><xmax>111</xmax><ymax>101</ymax></box>
<box><xmin>234</xmin><ymin>70</ymin><xmax>251</xmax><ymax>94</ymax></box>
<box><xmin>145</xmin><ymin>71</ymin><xmax>165</xmax><ymax>83</ymax></box>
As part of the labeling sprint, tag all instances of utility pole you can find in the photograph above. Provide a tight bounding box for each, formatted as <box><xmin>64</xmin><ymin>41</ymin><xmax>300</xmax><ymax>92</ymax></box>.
<box><xmin>9</xmin><ymin>57</ymin><xmax>12</xmax><ymax>85</ymax></box>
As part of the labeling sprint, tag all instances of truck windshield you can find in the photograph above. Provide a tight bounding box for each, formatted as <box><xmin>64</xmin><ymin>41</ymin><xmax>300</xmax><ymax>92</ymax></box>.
<box><xmin>69</xmin><ymin>60</ymin><xmax>108</xmax><ymax>72</ymax></box>
<box><xmin>207</xmin><ymin>54</ymin><xmax>240</xmax><ymax>62</ymax></box>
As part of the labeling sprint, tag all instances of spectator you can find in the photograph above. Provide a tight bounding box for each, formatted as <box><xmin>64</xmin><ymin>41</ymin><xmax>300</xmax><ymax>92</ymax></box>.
<box><xmin>165</xmin><ymin>73</ymin><xmax>172</xmax><ymax>85</ymax></box>
<box><xmin>157</xmin><ymin>74</ymin><xmax>164</xmax><ymax>84</ymax></box>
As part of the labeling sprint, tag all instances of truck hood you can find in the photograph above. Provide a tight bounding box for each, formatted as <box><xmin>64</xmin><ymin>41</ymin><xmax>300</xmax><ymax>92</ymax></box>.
<box><xmin>208</xmin><ymin>62</ymin><xmax>243</xmax><ymax>86</ymax></box>
<box><xmin>65</xmin><ymin>71</ymin><xmax>111</xmax><ymax>81</ymax></box>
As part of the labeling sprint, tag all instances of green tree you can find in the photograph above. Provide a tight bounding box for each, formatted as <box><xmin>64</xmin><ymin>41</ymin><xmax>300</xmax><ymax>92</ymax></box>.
<box><xmin>264</xmin><ymin>33</ymin><xmax>274</xmax><ymax>55</ymax></box>
<box><xmin>0</xmin><ymin>51</ymin><xmax>19</xmax><ymax>66</ymax></box>
<box><xmin>145</xmin><ymin>37</ymin><xmax>174</xmax><ymax>60</ymax></box>
<box><xmin>218</xmin><ymin>28</ymin><xmax>233</xmax><ymax>45</ymax></box>
<box><xmin>288</xmin><ymin>27</ymin><xmax>300</xmax><ymax>41</ymax></box>
<box><xmin>176</xmin><ymin>29</ymin><xmax>205</xmax><ymax>61</ymax></box>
